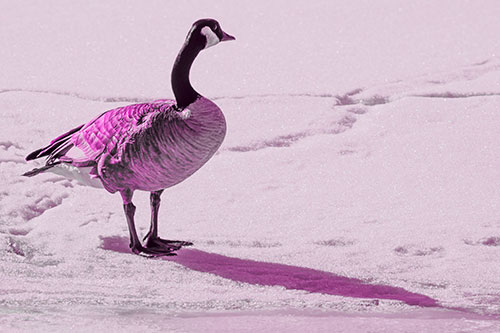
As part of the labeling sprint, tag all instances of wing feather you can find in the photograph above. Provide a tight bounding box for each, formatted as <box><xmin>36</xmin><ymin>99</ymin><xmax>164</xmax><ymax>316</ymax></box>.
<box><xmin>26</xmin><ymin>99</ymin><xmax>176</xmax><ymax>166</ymax></box>
<box><xmin>70</xmin><ymin>100</ymin><xmax>176</xmax><ymax>164</ymax></box>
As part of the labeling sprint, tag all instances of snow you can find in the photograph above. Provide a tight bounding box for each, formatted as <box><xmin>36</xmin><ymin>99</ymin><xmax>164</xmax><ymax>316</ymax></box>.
<box><xmin>1</xmin><ymin>0</ymin><xmax>500</xmax><ymax>331</ymax></box>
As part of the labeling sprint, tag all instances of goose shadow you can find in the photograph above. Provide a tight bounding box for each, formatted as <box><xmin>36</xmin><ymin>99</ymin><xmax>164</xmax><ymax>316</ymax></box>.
<box><xmin>100</xmin><ymin>236</ymin><xmax>438</xmax><ymax>307</ymax></box>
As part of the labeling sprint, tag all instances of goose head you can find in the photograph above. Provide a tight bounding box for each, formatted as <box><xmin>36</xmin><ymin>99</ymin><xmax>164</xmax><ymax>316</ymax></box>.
<box><xmin>186</xmin><ymin>18</ymin><xmax>235</xmax><ymax>50</ymax></box>
<box><xmin>172</xmin><ymin>19</ymin><xmax>235</xmax><ymax>108</ymax></box>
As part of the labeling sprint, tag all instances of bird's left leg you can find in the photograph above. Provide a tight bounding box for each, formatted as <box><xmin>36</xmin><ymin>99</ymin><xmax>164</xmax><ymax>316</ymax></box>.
<box><xmin>143</xmin><ymin>189</ymin><xmax>193</xmax><ymax>251</ymax></box>
<box><xmin>121</xmin><ymin>189</ymin><xmax>174</xmax><ymax>256</ymax></box>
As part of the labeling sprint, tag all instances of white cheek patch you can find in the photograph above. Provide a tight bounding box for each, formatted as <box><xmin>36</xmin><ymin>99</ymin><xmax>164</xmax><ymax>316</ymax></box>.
<box><xmin>201</xmin><ymin>26</ymin><xmax>220</xmax><ymax>49</ymax></box>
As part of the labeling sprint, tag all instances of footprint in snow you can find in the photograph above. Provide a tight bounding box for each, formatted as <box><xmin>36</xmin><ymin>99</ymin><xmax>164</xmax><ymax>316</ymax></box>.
<box><xmin>314</xmin><ymin>238</ymin><xmax>355</xmax><ymax>247</ymax></box>
<box><xmin>463</xmin><ymin>236</ymin><xmax>500</xmax><ymax>247</ymax></box>
<box><xmin>394</xmin><ymin>244</ymin><xmax>445</xmax><ymax>257</ymax></box>
<box><xmin>204</xmin><ymin>240</ymin><xmax>282</xmax><ymax>248</ymax></box>
<box><xmin>0</xmin><ymin>141</ymin><xmax>26</xmax><ymax>164</ymax></box>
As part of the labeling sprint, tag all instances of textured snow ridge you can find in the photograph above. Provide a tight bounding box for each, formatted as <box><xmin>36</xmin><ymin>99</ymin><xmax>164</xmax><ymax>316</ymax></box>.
<box><xmin>0</xmin><ymin>88</ymin><xmax>153</xmax><ymax>104</ymax></box>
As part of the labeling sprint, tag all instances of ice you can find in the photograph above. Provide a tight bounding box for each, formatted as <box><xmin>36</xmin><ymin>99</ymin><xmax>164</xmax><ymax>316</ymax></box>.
<box><xmin>1</xmin><ymin>0</ymin><xmax>500</xmax><ymax>331</ymax></box>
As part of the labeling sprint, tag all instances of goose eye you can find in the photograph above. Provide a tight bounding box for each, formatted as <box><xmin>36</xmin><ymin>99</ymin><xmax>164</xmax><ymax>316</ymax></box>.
<box><xmin>214</xmin><ymin>25</ymin><xmax>222</xmax><ymax>37</ymax></box>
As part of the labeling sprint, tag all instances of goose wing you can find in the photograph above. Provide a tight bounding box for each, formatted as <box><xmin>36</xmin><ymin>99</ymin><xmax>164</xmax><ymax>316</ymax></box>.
<box><xmin>26</xmin><ymin>100</ymin><xmax>176</xmax><ymax>166</ymax></box>
<box><xmin>68</xmin><ymin>100</ymin><xmax>177</xmax><ymax>165</ymax></box>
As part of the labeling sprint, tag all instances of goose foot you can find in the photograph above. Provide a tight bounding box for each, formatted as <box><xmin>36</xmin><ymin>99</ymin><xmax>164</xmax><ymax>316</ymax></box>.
<box><xmin>145</xmin><ymin>236</ymin><xmax>193</xmax><ymax>250</ymax></box>
<box><xmin>130</xmin><ymin>243</ymin><xmax>178</xmax><ymax>257</ymax></box>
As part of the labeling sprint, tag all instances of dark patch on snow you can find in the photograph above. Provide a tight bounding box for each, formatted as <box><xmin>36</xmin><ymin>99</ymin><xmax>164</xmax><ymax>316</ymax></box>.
<box><xmin>226</xmin><ymin>116</ymin><xmax>359</xmax><ymax>152</ymax></box>
<box><xmin>226</xmin><ymin>132</ymin><xmax>309</xmax><ymax>152</ymax></box>
<box><xmin>0</xmin><ymin>88</ymin><xmax>151</xmax><ymax>104</ymax></box>
<box><xmin>8</xmin><ymin>238</ymin><xmax>26</xmax><ymax>257</ymax></box>
<box><xmin>339</xmin><ymin>149</ymin><xmax>356</xmax><ymax>155</ymax></box>
<box><xmin>345</xmin><ymin>88</ymin><xmax>364</xmax><ymax>96</ymax></box>
<box><xmin>464</xmin><ymin>236</ymin><xmax>500</xmax><ymax>247</ymax></box>
<box><xmin>334</xmin><ymin>88</ymin><xmax>364</xmax><ymax>106</ymax></box>
<box><xmin>0</xmin><ymin>141</ymin><xmax>23</xmax><ymax>150</ymax></box>
<box><xmin>212</xmin><ymin>92</ymin><xmax>336</xmax><ymax>101</ymax></box>
<box><xmin>226</xmin><ymin>113</ymin><xmax>360</xmax><ymax>153</ymax></box>
<box><xmin>337</xmin><ymin>114</ymin><xmax>357</xmax><ymax>128</ymax></box>
<box><xmin>394</xmin><ymin>245</ymin><xmax>444</xmax><ymax>257</ymax></box>
<box><xmin>100</xmin><ymin>235</ymin><xmax>131</xmax><ymax>253</ymax></box>
<box><xmin>7</xmin><ymin>237</ymin><xmax>34</xmax><ymax>258</ymax></box>
<box><xmin>102</xmin><ymin>97</ymin><xmax>148</xmax><ymax>103</ymax></box>
<box><xmin>394</xmin><ymin>246</ymin><xmax>409</xmax><ymax>255</ymax></box>
<box><xmin>204</xmin><ymin>240</ymin><xmax>282</xmax><ymax>248</ymax></box>
<box><xmin>261</xmin><ymin>133</ymin><xmax>309</xmax><ymax>148</ymax></box>
<box><xmin>314</xmin><ymin>239</ymin><xmax>355</xmax><ymax>247</ymax></box>
<box><xmin>413</xmin><ymin>92</ymin><xmax>500</xmax><ymax>99</ymax></box>
<box><xmin>335</xmin><ymin>90</ymin><xmax>390</xmax><ymax>107</ymax></box>
<box><xmin>13</xmin><ymin>193</ymin><xmax>70</xmax><ymax>221</ymax></box>
<box><xmin>361</xmin><ymin>95</ymin><xmax>390</xmax><ymax>106</ymax></box>
<box><xmin>427</xmin><ymin>80</ymin><xmax>446</xmax><ymax>85</ymax></box>
<box><xmin>417</xmin><ymin>282</ymin><xmax>448</xmax><ymax>290</ymax></box>
<box><xmin>472</xmin><ymin>59</ymin><xmax>491</xmax><ymax>66</ymax></box>
<box><xmin>335</xmin><ymin>94</ymin><xmax>357</xmax><ymax>106</ymax></box>
<box><xmin>482</xmin><ymin>237</ymin><xmax>500</xmax><ymax>246</ymax></box>
<box><xmin>8</xmin><ymin>227</ymin><xmax>31</xmax><ymax>236</ymax></box>
<box><xmin>347</xmin><ymin>107</ymin><xmax>368</xmax><ymax>114</ymax></box>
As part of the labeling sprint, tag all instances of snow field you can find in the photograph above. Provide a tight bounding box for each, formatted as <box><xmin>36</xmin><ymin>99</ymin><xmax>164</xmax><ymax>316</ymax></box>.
<box><xmin>1</xmin><ymin>1</ymin><xmax>500</xmax><ymax>331</ymax></box>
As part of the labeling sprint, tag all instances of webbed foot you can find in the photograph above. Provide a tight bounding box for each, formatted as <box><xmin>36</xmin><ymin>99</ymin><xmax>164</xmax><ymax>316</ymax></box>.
<box><xmin>130</xmin><ymin>243</ymin><xmax>177</xmax><ymax>257</ymax></box>
<box><xmin>144</xmin><ymin>236</ymin><xmax>193</xmax><ymax>250</ymax></box>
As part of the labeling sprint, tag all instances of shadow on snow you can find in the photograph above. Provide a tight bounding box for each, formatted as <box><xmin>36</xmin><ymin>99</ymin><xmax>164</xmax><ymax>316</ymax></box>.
<box><xmin>100</xmin><ymin>236</ymin><xmax>438</xmax><ymax>307</ymax></box>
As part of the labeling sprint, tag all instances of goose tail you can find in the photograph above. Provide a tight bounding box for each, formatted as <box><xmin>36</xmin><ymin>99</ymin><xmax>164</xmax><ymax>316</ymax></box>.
<box><xmin>25</xmin><ymin>124</ymin><xmax>83</xmax><ymax>161</ymax></box>
<box><xmin>24</xmin><ymin>124</ymin><xmax>83</xmax><ymax>177</ymax></box>
<box><xmin>25</xmin><ymin>147</ymin><xmax>46</xmax><ymax>161</ymax></box>
<box><xmin>22</xmin><ymin>162</ymin><xmax>60</xmax><ymax>177</ymax></box>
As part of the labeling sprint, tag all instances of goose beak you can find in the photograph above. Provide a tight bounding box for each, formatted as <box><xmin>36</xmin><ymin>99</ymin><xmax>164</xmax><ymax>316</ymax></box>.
<box><xmin>221</xmin><ymin>31</ymin><xmax>235</xmax><ymax>41</ymax></box>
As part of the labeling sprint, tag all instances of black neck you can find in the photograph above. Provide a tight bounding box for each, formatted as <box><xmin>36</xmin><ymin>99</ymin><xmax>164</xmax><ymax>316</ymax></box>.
<box><xmin>171</xmin><ymin>39</ymin><xmax>203</xmax><ymax>109</ymax></box>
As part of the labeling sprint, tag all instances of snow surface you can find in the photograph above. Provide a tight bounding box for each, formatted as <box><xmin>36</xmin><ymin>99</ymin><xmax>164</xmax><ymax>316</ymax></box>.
<box><xmin>1</xmin><ymin>0</ymin><xmax>500</xmax><ymax>332</ymax></box>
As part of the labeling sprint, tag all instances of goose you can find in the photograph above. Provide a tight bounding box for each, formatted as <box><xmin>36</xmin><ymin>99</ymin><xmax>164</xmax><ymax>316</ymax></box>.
<box><xmin>23</xmin><ymin>18</ymin><xmax>235</xmax><ymax>256</ymax></box>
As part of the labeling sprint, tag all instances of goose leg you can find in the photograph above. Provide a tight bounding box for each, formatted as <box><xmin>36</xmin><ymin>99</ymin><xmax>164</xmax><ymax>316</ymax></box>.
<box><xmin>143</xmin><ymin>190</ymin><xmax>193</xmax><ymax>250</ymax></box>
<box><xmin>120</xmin><ymin>189</ymin><xmax>175</xmax><ymax>256</ymax></box>
<box><xmin>143</xmin><ymin>189</ymin><xmax>163</xmax><ymax>242</ymax></box>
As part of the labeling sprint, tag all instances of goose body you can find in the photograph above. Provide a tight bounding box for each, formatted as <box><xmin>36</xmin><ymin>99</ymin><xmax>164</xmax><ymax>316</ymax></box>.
<box><xmin>49</xmin><ymin>96</ymin><xmax>225</xmax><ymax>193</ymax></box>
<box><xmin>24</xmin><ymin>19</ymin><xmax>235</xmax><ymax>256</ymax></box>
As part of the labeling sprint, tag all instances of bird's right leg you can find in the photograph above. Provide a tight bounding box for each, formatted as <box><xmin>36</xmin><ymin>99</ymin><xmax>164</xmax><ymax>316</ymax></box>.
<box><xmin>120</xmin><ymin>189</ymin><xmax>174</xmax><ymax>257</ymax></box>
<box><xmin>143</xmin><ymin>190</ymin><xmax>192</xmax><ymax>251</ymax></box>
